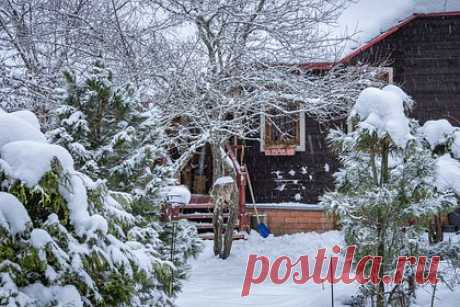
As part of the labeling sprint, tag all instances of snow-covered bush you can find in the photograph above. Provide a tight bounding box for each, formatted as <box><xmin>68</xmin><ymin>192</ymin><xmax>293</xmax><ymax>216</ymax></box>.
<box><xmin>321</xmin><ymin>85</ymin><xmax>458</xmax><ymax>307</ymax></box>
<box><xmin>418</xmin><ymin>119</ymin><xmax>460</xmax><ymax>286</ymax></box>
<box><xmin>0</xmin><ymin>110</ymin><xmax>181</xmax><ymax>306</ymax></box>
<box><xmin>48</xmin><ymin>64</ymin><xmax>174</xmax><ymax>210</ymax></box>
<box><xmin>47</xmin><ymin>64</ymin><xmax>202</xmax><ymax>299</ymax></box>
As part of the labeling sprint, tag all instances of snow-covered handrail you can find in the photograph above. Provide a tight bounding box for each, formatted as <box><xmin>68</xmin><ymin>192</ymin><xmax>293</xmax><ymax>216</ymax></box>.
<box><xmin>225</xmin><ymin>144</ymin><xmax>249</xmax><ymax>232</ymax></box>
<box><xmin>225</xmin><ymin>144</ymin><xmax>242</xmax><ymax>174</ymax></box>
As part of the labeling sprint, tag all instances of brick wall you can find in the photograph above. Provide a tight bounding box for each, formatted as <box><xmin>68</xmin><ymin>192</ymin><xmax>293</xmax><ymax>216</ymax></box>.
<box><xmin>246</xmin><ymin>205</ymin><xmax>336</xmax><ymax>236</ymax></box>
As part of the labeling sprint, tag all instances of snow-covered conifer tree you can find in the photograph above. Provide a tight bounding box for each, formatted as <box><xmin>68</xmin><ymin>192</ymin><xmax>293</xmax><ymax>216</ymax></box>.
<box><xmin>0</xmin><ymin>110</ymin><xmax>177</xmax><ymax>306</ymax></box>
<box><xmin>321</xmin><ymin>85</ymin><xmax>458</xmax><ymax>307</ymax></box>
<box><xmin>48</xmin><ymin>63</ymin><xmax>202</xmax><ymax>299</ymax></box>
<box><xmin>48</xmin><ymin>63</ymin><xmax>173</xmax><ymax>214</ymax></box>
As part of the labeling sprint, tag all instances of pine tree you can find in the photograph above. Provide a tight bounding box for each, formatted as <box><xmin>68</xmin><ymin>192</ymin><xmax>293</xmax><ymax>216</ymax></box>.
<box><xmin>320</xmin><ymin>86</ymin><xmax>457</xmax><ymax>307</ymax></box>
<box><xmin>49</xmin><ymin>64</ymin><xmax>179</xmax><ymax>214</ymax></box>
<box><xmin>0</xmin><ymin>110</ymin><xmax>173</xmax><ymax>306</ymax></box>
<box><xmin>48</xmin><ymin>63</ymin><xmax>202</xmax><ymax>299</ymax></box>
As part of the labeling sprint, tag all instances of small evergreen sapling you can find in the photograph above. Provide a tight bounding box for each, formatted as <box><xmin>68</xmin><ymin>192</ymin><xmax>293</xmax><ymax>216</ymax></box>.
<box><xmin>321</xmin><ymin>86</ymin><xmax>457</xmax><ymax>307</ymax></box>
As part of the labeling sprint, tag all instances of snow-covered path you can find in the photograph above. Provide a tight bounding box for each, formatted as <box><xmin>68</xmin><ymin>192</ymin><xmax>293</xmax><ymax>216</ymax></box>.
<box><xmin>177</xmin><ymin>231</ymin><xmax>460</xmax><ymax>307</ymax></box>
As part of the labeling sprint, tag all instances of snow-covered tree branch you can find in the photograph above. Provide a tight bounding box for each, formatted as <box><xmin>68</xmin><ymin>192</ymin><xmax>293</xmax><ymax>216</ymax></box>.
<box><xmin>0</xmin><ymin>0</ymin><xmax>173</xmax><ymax>114</ymax></box>
<box><xmin>151</xmin><ymin>0</ymin><xmax>382</xmax><ymax>176</ymax></box>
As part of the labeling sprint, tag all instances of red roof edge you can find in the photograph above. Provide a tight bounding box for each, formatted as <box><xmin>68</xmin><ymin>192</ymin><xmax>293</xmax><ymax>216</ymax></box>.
<box><xmin>339</xmin><ymin>14</ymin><xmax>418</xmax><ymax>64</ymax></box>
<box><xmin>300</xmin><ymin>11</ymin><xmax>460</xmax><ymax>69</ymax></box>
<box><xmin>341</xmin><ymin>11</ymin><xmax>460</xmax><ymax>64</ymax></box>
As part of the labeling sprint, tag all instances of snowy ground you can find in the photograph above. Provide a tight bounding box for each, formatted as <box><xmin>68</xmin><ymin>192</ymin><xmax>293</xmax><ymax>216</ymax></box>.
<box><xmin>177</xmin><ymin>231</ymin><xmax>460</xmax><ymax>307</ymax></box>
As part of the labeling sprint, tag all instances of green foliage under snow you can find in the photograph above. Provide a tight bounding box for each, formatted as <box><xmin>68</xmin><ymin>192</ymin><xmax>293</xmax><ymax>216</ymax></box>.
<box><xmin>0</xmin><ymin>65</ymin><xmax>202</xmax><ymax>306</ymax></box>
<box><xmin>320</xmin><ymin>86</ymin><xmax>458</xmax><ymax>307</ymax></box>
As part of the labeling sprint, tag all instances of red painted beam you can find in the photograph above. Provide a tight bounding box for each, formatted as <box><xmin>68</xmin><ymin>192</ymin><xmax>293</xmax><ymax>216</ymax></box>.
<box><xmin>225</xmin><ymin>144</ymin><xmax>249</xmax><ymax>232</ymax></box>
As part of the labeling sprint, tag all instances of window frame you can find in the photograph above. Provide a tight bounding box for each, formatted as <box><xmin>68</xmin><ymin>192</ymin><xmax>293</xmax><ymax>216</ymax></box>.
<box><xmin>260</xmin><ymin>107</ymin><xmax>306</xmax><ymax>153</ymax></box>
<box><xmin>377</xmin><ymin>67</ymin><xmax>394</xmax><ymax>84</ymax></box>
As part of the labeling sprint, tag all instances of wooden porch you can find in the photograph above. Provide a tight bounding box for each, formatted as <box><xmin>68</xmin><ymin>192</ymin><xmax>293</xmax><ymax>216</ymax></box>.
<box><xmin>165</xmin><ymin>145</ymin><xmax>250</xmax><ymax>240</ymax></box>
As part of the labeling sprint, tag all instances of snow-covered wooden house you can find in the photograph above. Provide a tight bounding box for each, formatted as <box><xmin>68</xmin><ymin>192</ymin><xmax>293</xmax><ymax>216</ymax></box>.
<box><xmin>243</xmin><ymin>11</ymin><xmax>460</xmax><ymax>234</ymax></box>
<box><xmin>177</xmin><ymin>9</ymin><xmax>460</xmax><ymax>236</ymax></box>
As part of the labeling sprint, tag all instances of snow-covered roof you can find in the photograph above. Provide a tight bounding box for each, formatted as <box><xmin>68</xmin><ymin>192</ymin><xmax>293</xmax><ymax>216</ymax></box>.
<box><xmin>337</xmin><ymin>0</ymin><xmax>460</xmax><ymax>58</ymax></box>
<box><xmin>160</xmin><ymin>1</ymin><xmax>460</xmax><ymax>67</ymax></box>
<box><xmin>299</xmin><ymin>1</ymin><xmax>460</xmax><ymax>68</ymax></box>
<box><xmin>341</xmin><ymin>12</ymin><xmax>460</xmax><ymax>64</ymax></box>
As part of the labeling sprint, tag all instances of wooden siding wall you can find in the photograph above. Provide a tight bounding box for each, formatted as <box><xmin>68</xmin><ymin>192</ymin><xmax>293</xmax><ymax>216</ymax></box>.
<box><xmin>351</xmin><ymin>15</ymin><xmax>460</xmax><ymax>123</ymax></box>
<box><xmin>245</xmin><ymin>118</ymin><xmax>343</xmax><ymax>203</ymax></box>
<box><xmin>245</xmin><ymin>15</ymin><xmax>460</xmax><ymax>204</ymax></box>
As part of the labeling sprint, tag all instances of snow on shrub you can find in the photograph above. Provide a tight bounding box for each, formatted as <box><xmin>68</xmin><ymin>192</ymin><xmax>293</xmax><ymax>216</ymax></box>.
<box><xmin>435</xmin><ymin>154</ymin><xmax>460</xmax><ymax>195</ymax></box>
<box><xmin>419</xmin><ymin>120</ymin><xmax>460</xmax><ymax>194</ymax></box>
<box><xmin>0</xmin><ymin>192</ymin><xmax>31</xmax><ymax>236</ymax></box>
<box><xmin>0</xmin><ymin>110</ymin><xmax>176</xmax><ymax>306</ymax></box>
<box><xmin>420</xmin><ymin>119</ymin><xmax>456</xmax><ymax>149</ymax></box>
<box><xmin>21</xmin><ymin>283</ymin><xmax>83</xmax><ymax>307</ymax></box>
<box><xmin>48</xmin><ymin>64</ymin><xmax>176</xmax><ymax>215</ymax></box>
<box><xmin>47</xmin><ymin>64</ymin><xmax>202</xmax><ymax>300</ymax></box>
<box><xmin>1</xmin><ymin>141</ymin><xmax>74</xmax><ymax>187</ymax></box>
<box><xmin>0</xmin><ymin>112</ymin><xmax>46</xmax><ymax>148</ymax></box>
<box><xmin>321</xmin><ymin>85</ymin><xmax>458</xmax><ymax>306</ymax></box>
<box><xmin>351</xmin><ymin>85</ymin><xmax>413</xmax><ymax>147</ymax></box>
<box><xmin>160</xmin><ymin>185</ymin><xmax>191</xmax><ymax>205</ymax></box>
<box><xmin>420</xmin><ymin>119</ymin><xmax>460</xmax><ymax>160</ymax></box>
<box><xmin>9</xmin><ymin>110</ymin><xmax>42</xmax><ymax>131</ymax></box>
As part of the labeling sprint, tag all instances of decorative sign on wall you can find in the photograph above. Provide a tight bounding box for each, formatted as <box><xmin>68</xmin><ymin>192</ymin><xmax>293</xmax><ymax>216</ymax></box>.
<box><xmin>264</xmin><ymin>147</ymin><xmax>296</xmax><ymax>156</ymax></box>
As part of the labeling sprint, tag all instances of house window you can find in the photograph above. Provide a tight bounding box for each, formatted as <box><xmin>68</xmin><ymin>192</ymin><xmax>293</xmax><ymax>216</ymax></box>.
<box><xmin>261</xmin><ymin>103</ymin><xmax>305</xmax><ymax>155</ymax></box>
<box><xmin>376</xmin><ymin>67</ymin><xmax>394</xmax><ymax>84</ymax></box>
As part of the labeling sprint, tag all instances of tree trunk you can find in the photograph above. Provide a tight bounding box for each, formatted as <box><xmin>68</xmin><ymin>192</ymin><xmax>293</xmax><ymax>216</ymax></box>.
<box><xmin>429</xmin><ymin>214</ymin><xmax>444</xmax><ymax>244</ymax></box>
<box><xmin>210</xmin><ymin>140</ymin><xmax>239</xmax><ymax>258</ymax></box>
<box><xmin>380</xmin><ymin>139</ymin><xmax>390</xmax><ymax>186</ymax></box>
<box><xmin>221</xmin><ymin>203</ymin><xmax>237</xmax><ymax>259</ymax></box>
<box><xmin>212</xmin><ymin>204</ymin><xmax>222</xmax><ymax>256</ymax></box>
<box><xmin>377</xmin><ymin>139</ymin><xmax>390</xmax><ymax>307</ymax></box>
<box><xmin>376</xmin><ymin>228</ymin><xmax>386</xmax><ymax>307</ymax></box>
<box><xmin>210</xmin><ymin>142</ymin><xmax>224</xmax><ymax>184</ymax></box>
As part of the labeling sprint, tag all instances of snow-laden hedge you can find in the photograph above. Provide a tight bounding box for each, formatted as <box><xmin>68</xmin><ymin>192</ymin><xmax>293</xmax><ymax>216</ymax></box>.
<box><xmin>0</xmin><ymin>110</ymin><xmax>176</xmax><ymax>306</ymax></box>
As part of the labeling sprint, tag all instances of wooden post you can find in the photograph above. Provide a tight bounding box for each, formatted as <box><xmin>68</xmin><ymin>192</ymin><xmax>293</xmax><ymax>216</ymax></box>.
<box><xmin>239</xmin><ymin>168</ymin><xmax>247</xmax><ymax>232</ymax></box>
<box><xmin>330</xmin><ymin>260</ymin><xmax>334</xmax><ymax>307</ymax></box>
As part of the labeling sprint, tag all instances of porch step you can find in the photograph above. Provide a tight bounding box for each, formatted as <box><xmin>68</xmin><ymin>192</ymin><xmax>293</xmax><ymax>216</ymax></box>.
<box><xmin>175</xmin><ymin>194</ymin><xmax>214</xmax><ymax>221</ymax></box>
<box><xmin>199</xmin><ymin>232</ymin><xmax>247</xmax><ymax>240</ymax></box>
<box><xmin>190</xmin><ymin>194</ymin><xmax>212</xmax><ymax>204</ymax></box>
<box><xmin>177</xmin><ymin>213</ymin><xmax>229</xmax><ymax>220</ymax></box>
<box><xmin>168</xmin><ymin>192</ymin><xmax>246</xmax><ymax>240</ymax></box>
<box><xmin>193</xmin><ymin>223</ymin><xmax>238</xmax><ymax>230</ymax></box>
<box><xmin>181</xmin><ymin>203</ymin><xmax>213</xmax><ymax>210</ymax></box>
<box><xmin>194</xmin><ymin>223</ymin><xmax>214</xmax><ymax>230</ymax></box>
